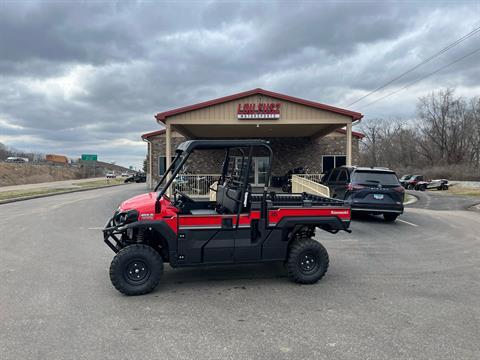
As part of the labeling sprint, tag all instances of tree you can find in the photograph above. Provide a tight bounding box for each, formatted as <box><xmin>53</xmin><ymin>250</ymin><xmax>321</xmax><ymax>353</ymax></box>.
<box><xmin>359</xmin><ymin>88</ymin><xmax>480</xmax><ymax>178</ymax></box>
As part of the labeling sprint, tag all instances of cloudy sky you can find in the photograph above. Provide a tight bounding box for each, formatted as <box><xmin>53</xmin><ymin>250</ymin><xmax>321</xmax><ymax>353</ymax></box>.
<box><xmin>1</xmin><ymin>1</ymin><xmax>479</xmax><ymax>168</ymax></box>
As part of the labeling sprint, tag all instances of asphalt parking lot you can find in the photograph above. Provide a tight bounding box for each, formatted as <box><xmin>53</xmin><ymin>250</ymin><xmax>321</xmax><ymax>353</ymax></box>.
<box><xmin>1</xmin><ymin>184</ymin><xmax>479</xmax><ymax>360</ymax></box>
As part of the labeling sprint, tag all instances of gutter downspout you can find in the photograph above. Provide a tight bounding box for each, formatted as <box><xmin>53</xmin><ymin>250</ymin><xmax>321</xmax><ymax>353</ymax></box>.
<box><xmin>142</xmin><ymin>137</ymin><xmax>154</xmax><ymax>190</ymax></box>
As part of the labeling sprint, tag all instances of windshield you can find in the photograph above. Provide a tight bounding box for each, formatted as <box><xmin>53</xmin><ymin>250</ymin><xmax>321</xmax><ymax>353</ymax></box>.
<box><xmin>352</xmin><ymin>171</ymin><xmax>400</xmax><ymax>186</ymax></box>
<box><xmin>154</xmin><ymin>153</ymin><xmax>186</xmax><ymax>192</ymax></box>
<box><xmin>401</xmin><ymin>175</ymin><xmax>412</xmax><ymax>180</ymax></box>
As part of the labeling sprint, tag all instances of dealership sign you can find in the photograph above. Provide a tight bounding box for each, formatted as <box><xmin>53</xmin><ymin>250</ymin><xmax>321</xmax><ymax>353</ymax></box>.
<box><xmin>237</xmin><ymin>103</ymin><xmax>281</xmax><ymax>119</ymax></box>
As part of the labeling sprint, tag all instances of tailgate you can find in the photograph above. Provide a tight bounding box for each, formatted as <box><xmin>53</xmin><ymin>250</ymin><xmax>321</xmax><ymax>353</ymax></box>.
<box><xmin>268</xmin><ymin>206</ymin><xmax>351</xmax><ymax>231</ymax></box>
<box><xmin>350</xmin><ymin>187</ymin><xmax>403</xmax><ymax>207</ymax></box>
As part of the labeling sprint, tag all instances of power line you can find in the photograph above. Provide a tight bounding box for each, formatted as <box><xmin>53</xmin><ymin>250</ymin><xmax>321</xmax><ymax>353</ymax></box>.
<box><xmin>360</xmin><ymin>46</ymin><xmax>480</xmax><ymax>109</ymax></box>
<box><xmin>346</xmin><ymin>25</ymin><xmax>480</xmax><ymax>107</ymax></box>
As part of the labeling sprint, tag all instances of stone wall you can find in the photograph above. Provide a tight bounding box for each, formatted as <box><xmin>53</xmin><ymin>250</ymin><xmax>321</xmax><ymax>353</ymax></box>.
<box><xmin>147</xmin><ymin>132</ymin><xmax>359</xmax><ymax>182</ymax></box>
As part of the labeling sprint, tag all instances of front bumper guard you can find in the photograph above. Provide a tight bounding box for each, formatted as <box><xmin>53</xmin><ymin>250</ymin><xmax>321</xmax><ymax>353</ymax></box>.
<box><xmin>103</xmin><ymin>217</ymin><xmax>124</xmax><ymax>253</ymax></box>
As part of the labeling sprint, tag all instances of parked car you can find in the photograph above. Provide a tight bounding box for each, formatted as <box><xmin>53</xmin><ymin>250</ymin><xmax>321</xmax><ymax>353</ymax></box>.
<box><xmin>399</xmin><ymin>174</ymin><xmax>413</xmax><ymax>187</ymax></box>
<box><xmin>5</xmin><ymin>156</ymin><xmax>29</xmax><ymax>163</ymax></box>
<box><xmin>321</xmin><ymin>166</ymin><xmax>404</xmax><ymax>222</ymax></box>
<box><xmin>124</xmin><ymin>173</ymin><xmax>146</xmax><ymax>183</ymax></box>
<box><xmin>106</xmin><ymin>172</ymin><xmax>116</xmax><ymax>179</ymax></box>
<box><xmin>121</xmin><ymin>172</ymin><xmax>130</xmax><ymax>177</ymax></box>
<box><xmin>404</xmin><ymin>175</ymin><xmax>424</xmax><ymax>189</ymax></box>
<box><xmin>414</xmin><ymin>178</ymin><xmax>449</xmax><ymax>191</ymax></box>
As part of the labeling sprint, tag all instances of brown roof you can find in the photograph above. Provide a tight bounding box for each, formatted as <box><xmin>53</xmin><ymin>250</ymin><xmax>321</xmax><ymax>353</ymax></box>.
<box><xmin>141</xmin><ymin>129</ymin><xmax>165</xmax><ymax>139</ymax></box>
<box><xmin>155</xmin><ymin>88</ymin><xmax>363</xmax><ymax>122</ymax></box>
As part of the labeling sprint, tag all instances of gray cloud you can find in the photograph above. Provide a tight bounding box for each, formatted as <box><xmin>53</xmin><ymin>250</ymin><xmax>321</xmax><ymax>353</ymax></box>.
<box><xmin>0</xmin><ymin>0</ymin><xmax>479</xmax><ymax>168</ymax></box>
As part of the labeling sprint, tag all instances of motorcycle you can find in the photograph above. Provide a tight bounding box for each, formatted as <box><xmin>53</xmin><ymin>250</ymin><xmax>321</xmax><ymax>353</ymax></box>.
<box><xmin>281</xmin><ymin>167</ymin><xmax>307</xmax><ymax>193</ymax></box>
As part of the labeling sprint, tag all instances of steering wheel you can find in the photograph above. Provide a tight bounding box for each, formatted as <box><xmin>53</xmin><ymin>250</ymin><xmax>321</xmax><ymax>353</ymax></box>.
<box><xmin>174</xmin><ymin>189</ymin><xmax>195</xmax><ymax>204</ymax></box>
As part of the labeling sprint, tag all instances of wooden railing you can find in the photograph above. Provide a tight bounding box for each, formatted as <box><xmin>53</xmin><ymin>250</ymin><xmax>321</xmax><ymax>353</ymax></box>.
<box><xmin>291</xmin><ymin>174</ymin><xmax>330</xmax><ymax>197</ymax></box>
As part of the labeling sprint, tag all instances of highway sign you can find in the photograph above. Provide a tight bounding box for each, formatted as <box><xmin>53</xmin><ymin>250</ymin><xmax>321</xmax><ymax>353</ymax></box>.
<box><xmin>81</xmin><ymin>154</ymin><xmax>97</xmax><ymax>161</ymax></box>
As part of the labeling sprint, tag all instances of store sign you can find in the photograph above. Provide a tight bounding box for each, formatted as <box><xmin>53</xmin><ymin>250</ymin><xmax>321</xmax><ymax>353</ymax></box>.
<box><xmin>237</xmin><ymin>103</ymin><xmax>281</xmax><ymax>119</ymax></box>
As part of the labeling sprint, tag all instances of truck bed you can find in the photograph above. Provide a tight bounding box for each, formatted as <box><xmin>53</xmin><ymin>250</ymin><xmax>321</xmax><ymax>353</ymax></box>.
<box><xmin>251</xmin><ymin>191</ymin><xmax>347</xmax><ymax>209</ymax></box>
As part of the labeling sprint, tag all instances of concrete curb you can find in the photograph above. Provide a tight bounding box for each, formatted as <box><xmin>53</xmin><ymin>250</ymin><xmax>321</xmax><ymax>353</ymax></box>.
<box><xmin>468</xmin><ymin>203</ymin><xmax>480</xmax><ymax>212</ymax></box>
<box><xmin>404</xmin><ymin>193</ymin><xmax>419</xmax><ymax>205</ymax></box>
<box><xmin>0</xmin><ymin>183</ymin><xmax>128</xmax><ymax>205</ymax></box>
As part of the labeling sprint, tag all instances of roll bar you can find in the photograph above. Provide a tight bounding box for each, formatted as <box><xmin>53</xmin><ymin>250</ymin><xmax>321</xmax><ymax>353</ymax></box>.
<box><xmin>153</xmin><ymin>139</ymin><xmax>273</xmax><ymax>215</ymax></box>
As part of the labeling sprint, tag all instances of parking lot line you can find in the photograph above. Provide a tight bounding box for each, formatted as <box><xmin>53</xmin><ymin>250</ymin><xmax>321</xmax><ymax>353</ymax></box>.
<box><xmin>397</xmin><ymin>219</ymin><xmax>419</xmax><ymax>227</ymax></box>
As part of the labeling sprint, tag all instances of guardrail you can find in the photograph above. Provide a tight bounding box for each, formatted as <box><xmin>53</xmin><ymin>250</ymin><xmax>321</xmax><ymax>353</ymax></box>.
<box><xmin>292</xmin><ymin>174</ymin><xmax>330</xmax><ymax>197</ymax></box>
<box><xmin>172</xmin><ymin>174</ymin><xmax>220</xmax><ymax>198</ymax></box>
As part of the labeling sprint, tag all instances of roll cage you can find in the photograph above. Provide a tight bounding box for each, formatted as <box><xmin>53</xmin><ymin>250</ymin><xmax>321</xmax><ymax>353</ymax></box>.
<box><xmin>153</xmin><ymin>139</ymin><xmax>274</xmax><ymax>225</ymax></box>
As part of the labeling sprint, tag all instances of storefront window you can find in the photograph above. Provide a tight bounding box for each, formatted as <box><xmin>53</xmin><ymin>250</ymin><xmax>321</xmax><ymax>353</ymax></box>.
<box><xmin>159</xmin><ymin>156</ymin><xmax>166</xmax><ymax>176</ymax></box>
<box><xmin>158</xmin><ymin>156</ymin><xmax>178</xmax><ymax>176</ymax></box>
<box><xmin>322</xmin><ymin>155</ymin><xmax>346</xmax><ymax>173</ymax></box>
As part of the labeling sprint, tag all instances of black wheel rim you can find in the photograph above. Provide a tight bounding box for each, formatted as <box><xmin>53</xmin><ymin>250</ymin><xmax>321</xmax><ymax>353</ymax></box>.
<box><xmin>298</xmin><ymin>251</ymin><xmax>320</xmax><ymax>274</ymax></box>
<box><xmin>124</xmin><ymin>259</ymin><xmax>150</xmax><ymax>285</ymax></box>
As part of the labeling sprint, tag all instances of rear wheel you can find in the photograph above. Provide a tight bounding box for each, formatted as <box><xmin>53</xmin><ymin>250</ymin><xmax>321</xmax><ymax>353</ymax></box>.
<box><xmin>419</xmin><ymin>184</ymin><xmax>426</xmax><ymax>191</ymax></box>
<box><xmin>286</xmin><ymin>238</ymin><xmax>329</xmax><ymax>284</ymax></box>
<box><xmin>109</xmin><ymin>244</ymin><xmax>163</xmax><ymax>296</ymax></box>
<box><xmin>383</xmin><ymin>213</ymin><xmax>398</xmax><ymax>222</ymax></box>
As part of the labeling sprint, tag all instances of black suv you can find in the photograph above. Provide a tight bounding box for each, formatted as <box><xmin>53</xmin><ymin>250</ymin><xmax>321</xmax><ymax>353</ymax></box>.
<box><xmin>321</xmin><ymin>166</ymin><xmax>404</xmax><ymax>222</ymax></box>
<box><xmin>124</xmin><ymin>173</ymin><xmax>146</xmax><ymax>183</ymax></box>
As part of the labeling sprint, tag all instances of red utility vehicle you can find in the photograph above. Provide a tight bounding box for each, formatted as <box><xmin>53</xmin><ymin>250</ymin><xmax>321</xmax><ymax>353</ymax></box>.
<box><xmin>103</xmin><ymin>140</ymin><xmax>351</xmax><ymax>295</ymax></box>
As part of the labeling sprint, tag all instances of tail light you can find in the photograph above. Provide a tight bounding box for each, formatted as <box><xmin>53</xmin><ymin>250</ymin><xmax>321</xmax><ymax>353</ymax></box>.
<box><xmin>346</xmin><ymin>183</ymin><xmax>366</xmax><ymax>191</ymax></box>
<box><xmin>393</xmin><ymin>186</ymin><xmax>405</xmax><ymax>193</ymax></box>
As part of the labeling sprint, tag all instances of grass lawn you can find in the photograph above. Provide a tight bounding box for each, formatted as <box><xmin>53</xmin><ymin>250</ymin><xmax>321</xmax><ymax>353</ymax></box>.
<box><xmin>0</xmin><ymin>188</ymin><xmax>72</xmax><ymax>201</ymax></box>
<box><xmin>0</xmin><ymin>179</ymin><xmax>125</xmax><ymax>202</ymax></box>
<box><xmin>404</xmin><ymin>193</ymin><xmax>416</xmax><ymax>203</ymax></box>
<box><xmin>434</xmin><ymin>186</ymin><xmax>480</xmax><ymax>197</ymax></box>
<box><xmin>76</xmin><ymin>178</ymin><xmax>124</xmax><ymax>187</ymax></box>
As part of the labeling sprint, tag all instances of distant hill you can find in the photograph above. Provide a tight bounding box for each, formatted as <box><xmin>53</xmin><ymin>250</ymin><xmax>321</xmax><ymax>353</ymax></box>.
<box><xmin>0</xmin><ymin>161</ymin><xmax>134</xmax><ymax>187</ymax></box>
<box><xmin>94</xmin><ymin>161</ymin><xmax>131</xmax><ymax>173</ymax></box>
<box><xmin>0</xmin><ymin>163</ymin><xmax>82</xmax><ymax>187</ymax></box>
<box><xmin>79</xmin><ymin>161</ymin><xmax>132</xmax><ymax>177</ymax></box>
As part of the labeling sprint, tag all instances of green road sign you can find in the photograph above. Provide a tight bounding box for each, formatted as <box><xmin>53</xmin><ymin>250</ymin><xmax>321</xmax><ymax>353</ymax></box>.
<box><xmin>81</xmin><ymin>154</ymin><xmax>97</xmax><ymax>161</ymax></box>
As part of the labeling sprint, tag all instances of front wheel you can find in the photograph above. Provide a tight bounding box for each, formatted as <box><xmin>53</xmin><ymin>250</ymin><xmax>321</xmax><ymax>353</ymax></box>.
<box><xmin>286</xmin><ymin>238</ymin><xmax>329</xmax><ymax>284</ymax></box>
<box><xmin>109</xmin><ymin>244</ymin><xmax>164</xmax><ymax>296</ymax></box>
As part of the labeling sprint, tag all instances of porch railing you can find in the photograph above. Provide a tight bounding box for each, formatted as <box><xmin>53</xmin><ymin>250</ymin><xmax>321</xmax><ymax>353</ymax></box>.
<box><xmin>291</xmin><ymin>174</ymin><xmax>330</xmax><ymax>197</ymax></box>
<box><xmin>172</xmin><ymin>174</ymin><xmax>220</xmax><ymax>198</ymax></box>
<box><xmin>294</xmin><ymin>173</ymin><xmax>324</xmax><ymax>183</ymax></box>
<box><xmin>171</xmin><ymin>173</ymin><xmax>329</xmax><ymax>198</ymax></box>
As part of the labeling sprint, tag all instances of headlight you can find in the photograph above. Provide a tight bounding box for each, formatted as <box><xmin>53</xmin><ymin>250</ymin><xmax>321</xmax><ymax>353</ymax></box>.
<box><xmin>114</xmin><ymin>209</ymin><xmax>139</xmax><ymax>225</ymax></box>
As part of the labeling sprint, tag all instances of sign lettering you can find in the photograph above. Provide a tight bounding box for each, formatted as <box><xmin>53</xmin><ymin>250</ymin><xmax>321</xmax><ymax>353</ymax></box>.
<box><xmin>237</xmin><ymin>103</ymin><xmax>281</xmax><ymax>119</ymax></box>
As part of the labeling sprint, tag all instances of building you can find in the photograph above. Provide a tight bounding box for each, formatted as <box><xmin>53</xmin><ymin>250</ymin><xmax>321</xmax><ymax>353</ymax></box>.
<box><xmin>142</xmin><ymin>88</ymin><xmax>363</xmax><ymax>189</ymax></box>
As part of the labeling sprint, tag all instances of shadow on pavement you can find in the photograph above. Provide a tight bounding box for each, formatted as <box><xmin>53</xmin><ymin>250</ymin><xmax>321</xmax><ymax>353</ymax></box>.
<box><xmin>158</xmin><ymin>262</ymin><xmax>287</xmax><ymax>289</ymax></box>
<box><xmin>351</xmin><ymin>213</ymin><xmax>388</xmax><ymax>223</ymax></box>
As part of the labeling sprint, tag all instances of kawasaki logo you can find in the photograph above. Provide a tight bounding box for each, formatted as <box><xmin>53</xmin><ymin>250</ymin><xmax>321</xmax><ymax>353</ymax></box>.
<box><xmin>330</xmin><ymin>210</ymin><xmax>349</xmax><ymax>215</ymax></box>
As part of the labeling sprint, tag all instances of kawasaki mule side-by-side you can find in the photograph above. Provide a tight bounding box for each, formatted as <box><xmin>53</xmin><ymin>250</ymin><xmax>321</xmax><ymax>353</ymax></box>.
<box><xmin>103</xmin><ymin>139</ymin><xmax>351</xmax><ymax>295</ymax></box>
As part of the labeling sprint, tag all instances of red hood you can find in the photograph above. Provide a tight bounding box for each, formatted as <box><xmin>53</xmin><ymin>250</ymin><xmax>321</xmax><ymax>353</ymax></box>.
<box><xmin>119</xmin><ymin>192</ymin><xmax>158</xmax><ymax>213</ymax></box>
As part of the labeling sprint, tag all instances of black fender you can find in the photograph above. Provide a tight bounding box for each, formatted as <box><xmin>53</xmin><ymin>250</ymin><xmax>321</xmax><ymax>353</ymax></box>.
<box><xmin>118</xmin><ymin>220</ymin><xmax>177</xmax><ymax>261</ymax></box>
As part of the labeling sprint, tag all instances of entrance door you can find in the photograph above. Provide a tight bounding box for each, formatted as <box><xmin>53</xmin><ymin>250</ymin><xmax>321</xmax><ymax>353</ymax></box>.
<box><xmin>255</xmin><ymin>157</ymin><xmax>269</xmax><ymax>186</ymax></box>
<box><xmin>234</xmin><ymin>156</ymin><xmax>270</xmax><ymax>186</ymax></box>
